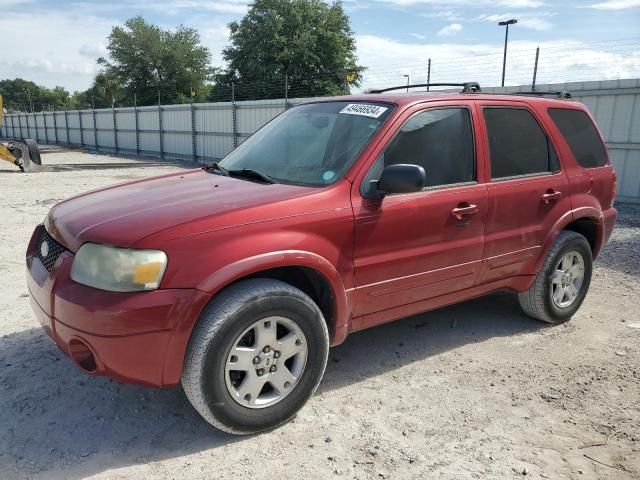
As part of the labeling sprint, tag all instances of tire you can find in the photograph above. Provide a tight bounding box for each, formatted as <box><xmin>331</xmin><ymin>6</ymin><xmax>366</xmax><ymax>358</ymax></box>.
<box><xmin>23</xmin><ymin>139</ymin><xmax>41</xmax><ymax>165</ymax></box>
<box><xmin>181</xmin><ymin>278</ymin><xmax>329</xmax><ymax>435</ymax></box>
<box><xmin>518</xmin><ymin>230</ymin><xmax>593</xmax><ymax>324</ymax></box>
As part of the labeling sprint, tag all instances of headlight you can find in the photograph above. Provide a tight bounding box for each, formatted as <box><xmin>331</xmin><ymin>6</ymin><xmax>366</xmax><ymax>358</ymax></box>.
<box><xmin>71</xmin><ymin>243</ymin><xmax>168</xmax><ymax>292</ymax></box>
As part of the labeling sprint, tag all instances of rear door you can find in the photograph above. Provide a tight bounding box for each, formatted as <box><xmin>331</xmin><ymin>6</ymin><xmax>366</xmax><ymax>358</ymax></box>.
<box><xmin>351</xmin><ymin>102</ymin><xmax>488</xmax><ymax>320</ymax></box>
<box><xmin>475</xmin><ymin>102</ymin><xmax>571</xmax><ymax>283</ymax></box>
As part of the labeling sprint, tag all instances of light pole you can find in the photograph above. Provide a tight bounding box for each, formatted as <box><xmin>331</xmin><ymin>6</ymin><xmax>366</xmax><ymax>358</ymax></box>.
<box><xmin>499</xmin><ymin>18</ymin><xmax>517</xmax><ymax>87</ymax></box>
<box><xmin>403</xmin><ymin>74</ymin><xmax>410</xmax><ymax>92</ymax></box>
<box><xmin>24</xmin><ymin>89</ymin><xmax>33</xmax><ymax>113</ymax></box>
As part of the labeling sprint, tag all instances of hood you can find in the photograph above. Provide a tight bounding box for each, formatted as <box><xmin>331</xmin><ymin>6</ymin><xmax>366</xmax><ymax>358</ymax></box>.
<box><xmin>47</xmin><ymin>169</ymin><xmax>316</xmax><ymax>251</ymax></box>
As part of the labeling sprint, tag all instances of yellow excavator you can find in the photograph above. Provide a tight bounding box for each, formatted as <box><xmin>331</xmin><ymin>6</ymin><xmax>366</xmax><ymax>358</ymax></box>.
<box><xmin>0</xmin><ymin>94</ymin><xmax>42</xmax><ymax>171</ymax></box>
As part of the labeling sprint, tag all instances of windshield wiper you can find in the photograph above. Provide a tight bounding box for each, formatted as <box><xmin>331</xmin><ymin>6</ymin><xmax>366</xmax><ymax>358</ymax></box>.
<box><xmin>228</xmin><ymin>168</ymin><xmax>278</xmax><ymax>184</ymax></box>
<box><xmin>202</xmin><ymin>162</ymin><xmax>229</xmax><ymax>176</ymax></box>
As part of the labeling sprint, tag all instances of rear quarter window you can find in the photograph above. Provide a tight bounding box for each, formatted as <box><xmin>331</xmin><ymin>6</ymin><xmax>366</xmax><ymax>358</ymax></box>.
<box><xmin>548</xmin><ymin>108</ymin><xmax>608</xmax><ymax>168</ymax></box>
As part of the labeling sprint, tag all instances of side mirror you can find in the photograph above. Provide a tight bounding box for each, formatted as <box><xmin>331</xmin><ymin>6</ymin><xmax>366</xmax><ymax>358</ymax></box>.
<box><xmin>376</xmin><ymin>164</ymin><xmax>426</xmax><ymax>196</ymax></box>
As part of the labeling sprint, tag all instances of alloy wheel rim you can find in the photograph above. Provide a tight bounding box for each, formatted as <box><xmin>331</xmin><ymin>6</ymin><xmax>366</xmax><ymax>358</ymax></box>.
<box><xmin>550</xmin><ymin>251</ymin><xmax>585</xmax><ymax>308</ymax></box>
<box><xmin>224</xmin><ymin>316</ymin><xmax>307</xmax><ymax>409</ymax></box>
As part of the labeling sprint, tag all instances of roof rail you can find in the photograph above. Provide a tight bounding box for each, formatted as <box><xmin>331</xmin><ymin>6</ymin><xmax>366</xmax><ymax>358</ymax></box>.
<box><xmin>369</xmin><ymin>82</ymin><xmax>482</xmax><ymax>94</ymax></box>
<box><xmin>512</xmin><ymin>90</ymin><xmax>572</xmax><ymax>99</ymax></box>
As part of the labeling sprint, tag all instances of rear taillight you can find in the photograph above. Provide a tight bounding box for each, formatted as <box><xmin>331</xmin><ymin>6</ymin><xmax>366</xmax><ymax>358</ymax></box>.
<box><xmin>610</xmin><ymin>170</ymin><xmax>617</xmax><ymax>208</ymax></box>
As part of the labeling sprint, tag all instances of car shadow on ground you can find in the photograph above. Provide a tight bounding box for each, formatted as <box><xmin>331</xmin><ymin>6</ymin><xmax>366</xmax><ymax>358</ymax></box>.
<box><xmin>0</xmin><ymin>292</ymin><xmax>546</xmax><ymax>479</ymax></box>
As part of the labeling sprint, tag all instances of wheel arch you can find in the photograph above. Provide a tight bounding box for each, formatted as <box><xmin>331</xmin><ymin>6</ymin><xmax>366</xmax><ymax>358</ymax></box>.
<box><xmin>563</xmin><ymin>216</ymin><xmax>600</xmax><ymax>255</ymax></box>
<box><xmin>162</xmin><ymin>251</ymin><xmax>351</xmax><ymax>386</ymax></box>
<box><xmin>533</xmin><ymin>208</ymin><xmax>604</xmax><ymax>275</ymax></box>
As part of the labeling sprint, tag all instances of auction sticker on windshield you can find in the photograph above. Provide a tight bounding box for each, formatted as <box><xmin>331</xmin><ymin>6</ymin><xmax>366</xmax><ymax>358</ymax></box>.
<box><xmin>339</xmin><ymin>104</ymin><xmax>388</xmax><ymax>118</ymax></box>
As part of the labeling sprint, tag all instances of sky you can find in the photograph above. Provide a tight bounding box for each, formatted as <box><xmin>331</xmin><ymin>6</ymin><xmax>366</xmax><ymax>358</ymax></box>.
<box><xmin>0</xmin><ymin>0</ymin><xmax>639</xmax><ymax>93</ymax></box>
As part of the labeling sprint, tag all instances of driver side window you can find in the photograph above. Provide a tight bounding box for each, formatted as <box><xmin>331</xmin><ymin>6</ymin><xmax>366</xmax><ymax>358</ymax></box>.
<box><xmin>363</xmin><ymin>107</ymin><xmax>475</xmax><ymax>196</ymax></box>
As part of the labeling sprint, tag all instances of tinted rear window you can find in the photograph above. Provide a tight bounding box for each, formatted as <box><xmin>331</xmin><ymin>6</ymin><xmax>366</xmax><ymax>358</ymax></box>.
<box><xmin>483</xmin><ymin>107</ymin><xmax>559</xmax><ymax>179</ymax></box>
<box><xmin>548</xmin><ymin>108</ymin><xmax>608</xmax><ymax>168</ymax></box>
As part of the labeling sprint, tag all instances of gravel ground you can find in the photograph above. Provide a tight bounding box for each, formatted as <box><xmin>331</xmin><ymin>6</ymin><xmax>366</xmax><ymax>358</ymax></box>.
<box><xmin>0</xmin><ymin>148</ymin><xmax>639</xmax><ymax>480</ymax></box>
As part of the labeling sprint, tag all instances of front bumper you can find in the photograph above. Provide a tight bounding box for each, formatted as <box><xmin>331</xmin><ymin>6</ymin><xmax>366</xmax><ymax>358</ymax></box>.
<box><xmin>26</xmin><ymin>225</ymin><xmax>210</xmax><ymax>387</ymax></box>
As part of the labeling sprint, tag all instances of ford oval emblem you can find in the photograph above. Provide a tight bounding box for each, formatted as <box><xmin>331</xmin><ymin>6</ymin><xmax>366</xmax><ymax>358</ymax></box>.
<box><xmin>40</xmin><ymin>240</ymin><xmax>50</xmax><ymax>258</ymax></box>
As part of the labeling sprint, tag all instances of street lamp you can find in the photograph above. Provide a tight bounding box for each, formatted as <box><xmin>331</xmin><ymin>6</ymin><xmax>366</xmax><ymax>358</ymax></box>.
<box><xmin>403</xmin><ymin>74</ymin><xmax>410</xmax><ymax>92</ymax></box>
<box><xmin>499</xmin><ymin>18</ymin><xmax>517</xmax><ymax>87</ymax></box>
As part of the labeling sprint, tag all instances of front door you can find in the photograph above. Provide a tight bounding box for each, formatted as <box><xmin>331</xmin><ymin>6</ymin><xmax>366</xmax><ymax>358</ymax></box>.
<box><xmin>352</xmin><ymin>105</ymin><xmax>488</xmax><ymax>321</ymax></box>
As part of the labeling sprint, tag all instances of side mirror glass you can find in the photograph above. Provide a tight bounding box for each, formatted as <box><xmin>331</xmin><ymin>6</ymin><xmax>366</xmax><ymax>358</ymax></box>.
<box><xmin>376</xmin><ymin>164</ymin><xmax>426</xmax><ymax>196</ymax></box>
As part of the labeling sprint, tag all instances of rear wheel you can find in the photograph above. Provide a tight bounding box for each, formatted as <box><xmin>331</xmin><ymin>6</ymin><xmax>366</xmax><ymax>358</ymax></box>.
<box><xmin>518</xmin><ymin>230</ymin><xmax>592</xmax><ymax>324</ymax></box>
<box><xmin>181</xmin><ymin>278</ymin><xmax>329</xmax><ymax>435</ymax></box>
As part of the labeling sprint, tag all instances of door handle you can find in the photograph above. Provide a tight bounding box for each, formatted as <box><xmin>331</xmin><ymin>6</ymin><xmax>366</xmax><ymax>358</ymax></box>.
<box><xmin>451</xmin><ymin>203</ymin><xmax>478</xmax><ymax>221</ymax></box>
<box><xmin>542</xmin><ymin>190</ymin><xmax>563</xmax><ymax>204</ymax></box>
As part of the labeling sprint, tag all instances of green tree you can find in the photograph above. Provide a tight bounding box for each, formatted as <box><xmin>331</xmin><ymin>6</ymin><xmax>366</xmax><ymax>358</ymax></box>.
<box><xmin>91</xmin><ymin>71</ymin><xmax>124</xmax><ymax>108</ymax></box>
<box><xmin>98</xmin><ymin>16</ymin><xmax>214</xmax><ymax>106</ymax></box>
<box><xmin>69</xmin><ymin>90</ymin><xmax>93</xmax><ymax>110</ymax></box>
<box><xmin>0</xmin><ymin>79</ymin><xmax>71</xmax><ymax>112</ymax></box>
<box><xmin>215</xmin><ymin>0</ymin><xmax>363</xmax><ymax>100</ymax></box>
<box><xmin>46</xmin><ymin>86</ymin><xmax>72</xmax><ymax>110</ymax></box>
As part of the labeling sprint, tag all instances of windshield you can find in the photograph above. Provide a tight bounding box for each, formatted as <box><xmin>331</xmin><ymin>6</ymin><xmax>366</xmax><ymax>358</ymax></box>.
<box><xmin>219</xmin><ymin>101</ymin><xmax>394</xmax><ymax>186</ymax></box>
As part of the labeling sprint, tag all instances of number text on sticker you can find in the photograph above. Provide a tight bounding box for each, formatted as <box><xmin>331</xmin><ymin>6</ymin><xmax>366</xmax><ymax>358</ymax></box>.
<box><xmin>340</xmin><ymin>104</ymin><xmax>388</xmax><ymax>119</ymax></box>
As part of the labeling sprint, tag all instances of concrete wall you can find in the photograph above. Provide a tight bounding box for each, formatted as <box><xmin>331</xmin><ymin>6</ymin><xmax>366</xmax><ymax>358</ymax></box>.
<box><xmin>2</xmin><ymin>79</ymin><xmax>639</xmax><ymax>203</ymax></box>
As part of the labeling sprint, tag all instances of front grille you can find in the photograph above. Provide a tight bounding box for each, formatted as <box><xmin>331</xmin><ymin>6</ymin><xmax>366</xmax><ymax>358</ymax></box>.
<box><xmin>37</xmin><ymin>229</ymin><xmax>66</xmax><ymax>272</ymax></box>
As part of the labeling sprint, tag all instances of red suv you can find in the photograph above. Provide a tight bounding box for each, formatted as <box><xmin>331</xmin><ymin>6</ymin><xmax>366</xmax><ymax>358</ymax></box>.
<box><xmin>26</xmin><ymin>84</ymin><xmax>617</xmax><ymax>434</ymax></box>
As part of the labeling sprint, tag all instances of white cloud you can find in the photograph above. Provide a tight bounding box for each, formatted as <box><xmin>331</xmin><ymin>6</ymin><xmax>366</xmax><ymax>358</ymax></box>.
<box><xmin>437</xmin><ymin>23</ymin><xmax>463</xmax><ymax>36</ymax></box>
<box><xmin>517</xmin><ymin>17</ymin><xmax>553</xmax><ymax>30</ymax></box>
<box><xmin>377</xmin><ymin>0</ymin><xmax>546</xmax><ymax>7</ymax></box>
<box><xmin>65</xmin><ymin>0</ymin><xmax>249</xmax><ymax>16</ymax></box>
<box><xmin>0</xmin><ymin>11</ymin><xmax>114</xmax><ymax>92</ymax></box>
<box><xmin>497</xmin><ymin>0</ymin><xmax>545</xmax><ymax>6</ymax></box>
<box><xmin>410</xmin><ymin>33</ymin><xmax>427</xmax><ymax>40</ymax></box>
<box><xmin>0</xmin><ymin>7</ymin><xmax>233</xmax><ymax>92</ymax></box>
<box><xmin>420</xmin><ymin>9</ymin><xmax>463</xmax><ymax>21</ymax></box>
<box><xmin>589</xmin><ymin>0</ymin><xmax>640</xmax><ymax>8</ymax></box>
<box><xmin>342</xmin><ymin>0</ymin><xmax>371</xmax><ymax>12</ymax></box>
<box><xmin>354</xmin><ymin>34</ymin><xmax>640</xmax><ymax>91</ymax></box>
<box><xmin>475</xmin><ymin>13</ymin><xmax>554</xmax><ymax>31</ymax></box>
<box><xmin>79</xmin><ymin>42</ymin><xmax>108</xmax><ymax>59</ymax></box>
<box><xmin>155</xmin><ymin>1</ymin><xmax>249</xmax><ymax>15</ymax></box>
<box><xmin>0</xmin><ymin>0</ymin><xmax>32</xmax><ymax>6</ymax></box>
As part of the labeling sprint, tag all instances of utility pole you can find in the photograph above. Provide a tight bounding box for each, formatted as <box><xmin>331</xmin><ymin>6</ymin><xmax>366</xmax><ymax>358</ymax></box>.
<box><xmin>532</xmin><ymin>46</ymin><xmax>540</xmax><ymax>91</ymax></box>
<box><xmin>403</xmin><ymin>74</ymin><xmax>410</xmax><ymax>92</ymax></box>
<box><xmin>231</xmin><ymin>82</ymin><xmax>238</xmax><ymax>149</ymax></box>
<box><xmin>499</xmin><ymin>18</ymin><xmax>517</xmax><ymax>87</ymax></box>
<box><xmin>284</xmin><ymin>74</ymin><xmax>289</xmax><ymax>109</ymax></box>
<box><xmin>158</xmin><ymin>88</ymin><xmax>164</xmax><ymax>160</ymax></box>
<box><xmin>427</xmin><ymin>58</ymin><xmax>431</xmax><ymax>92</ymax></box>
<box><xmin>134</xmin><ymin>93</ymin><xmax>140</xmax><ymax>157</ymax></box>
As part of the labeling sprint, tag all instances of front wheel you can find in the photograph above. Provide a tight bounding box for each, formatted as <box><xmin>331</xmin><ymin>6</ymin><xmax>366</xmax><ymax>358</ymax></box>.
<box><xmin>181</xmin><ymin>278</ymin><xmax>329</xmax><ymax>435</ymax></box>
<box><xmin>518</xmin><ymin>230</ymin><xmax>593</xmax><ymax>324</ymax></box>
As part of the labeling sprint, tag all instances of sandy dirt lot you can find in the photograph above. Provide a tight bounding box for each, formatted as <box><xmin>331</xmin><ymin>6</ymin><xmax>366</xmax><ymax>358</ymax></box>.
<box><xmin>0</xmin><ymin>147</ymin><xmax>639</xmax><ymax>480</ymax></box>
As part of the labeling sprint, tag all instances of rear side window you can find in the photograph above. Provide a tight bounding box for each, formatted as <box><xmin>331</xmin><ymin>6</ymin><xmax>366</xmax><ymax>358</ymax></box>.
<box><xmin>548</xmin><ymin>108</ymin><xmax>608</xmax><ymax>168</ymax></box>
<box><xmin>483</xmin><ymin>107</ymin><xmax>559</xmax><ymax>179</ymax></box>
<box><xmin>383</xmin><ymin>108</ymin><xmax>475</xmax><ymax>187</ymax></box>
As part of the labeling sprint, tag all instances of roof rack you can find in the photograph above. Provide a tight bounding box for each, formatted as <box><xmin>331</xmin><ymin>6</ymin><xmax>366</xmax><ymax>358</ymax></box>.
<box><xmin>511</xmin><ymin>90</ymin><xmax>572</xmax><ymax>99</ymax></box>
<box><xmin>369</xmin><ymin>82</ymin><xmax>482</xmax><ymax>94</ymax></box>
